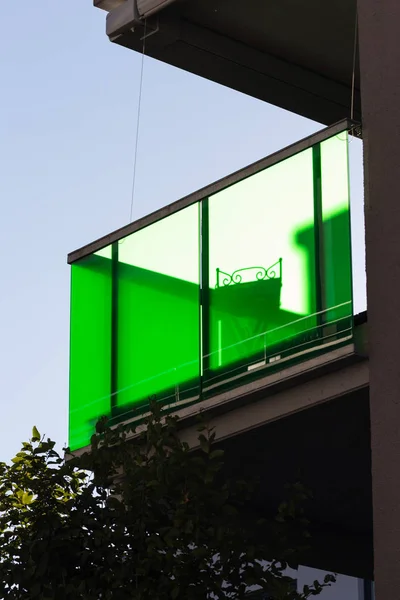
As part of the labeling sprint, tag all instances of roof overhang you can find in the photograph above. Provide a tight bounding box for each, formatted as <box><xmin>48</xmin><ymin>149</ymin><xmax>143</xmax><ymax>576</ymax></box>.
<box><xmin>95</xmin><ymin>0</ymin><xmax>361</xmax><ymax>125</ymax></box>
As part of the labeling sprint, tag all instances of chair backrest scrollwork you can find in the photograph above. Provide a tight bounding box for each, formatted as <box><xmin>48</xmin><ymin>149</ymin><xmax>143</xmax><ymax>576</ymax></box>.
<box><xmin>216</xmin><ymin>258</ymin><xmax>282</xmax><ymax>288</ymax></box>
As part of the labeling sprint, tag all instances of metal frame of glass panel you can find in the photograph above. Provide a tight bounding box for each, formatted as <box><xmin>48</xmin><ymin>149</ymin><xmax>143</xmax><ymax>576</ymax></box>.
<box><xmin>68</xmin><ymin>119</ymin><xmax>356</xmax><ymax>451</ymax></box>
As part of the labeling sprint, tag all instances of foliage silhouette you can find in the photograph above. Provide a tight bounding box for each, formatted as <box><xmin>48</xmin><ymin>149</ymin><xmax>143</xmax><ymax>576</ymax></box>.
<box><xmin>0</xmin><ymin>403</ymin><xmax>335</xmax><ymax>599</ymax></box>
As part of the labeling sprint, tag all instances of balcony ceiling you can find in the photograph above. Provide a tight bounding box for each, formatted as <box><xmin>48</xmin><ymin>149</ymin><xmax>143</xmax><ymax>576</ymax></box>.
<box><xmin>219</xmin><ymin>388</ymin><xmax>372</xmax><ymax>579</ymax></box>
<box><xmin>104</xmin><ymin>0</ymin><xmax>361</xmax><ymax>124</ymax></box>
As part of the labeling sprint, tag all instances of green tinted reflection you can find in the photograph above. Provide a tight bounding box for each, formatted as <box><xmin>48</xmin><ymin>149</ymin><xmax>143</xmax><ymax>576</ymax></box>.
<box><xmin>320</xmin><ymin>132</ymin><xmax>352</xmax><ymax>325</ymax></box>
<box><xmin>206</xmin><ymin>149</ymin><xmax>317</xmax><ymax>378</ymax></box>
<box><xmin>69</xmin><ymin>131</ymin><xmax>353</xmax><ymax>451</ymax></box>
<box><xmin>69</xmin><ymin>249</ymin><xmax>112</xmax><ymax>451</ymax></box>
<box><xmin>116</xmin><ymin>204</ymin><xmax>200</xmax><ymax>411</ymax></box>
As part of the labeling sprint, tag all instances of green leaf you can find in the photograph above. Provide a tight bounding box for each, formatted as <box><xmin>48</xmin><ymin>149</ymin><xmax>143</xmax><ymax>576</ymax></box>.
<box><xmin>32</xmin><ymin>426</ymin><xmax>41</xmax><ymax>441</ymax></box>
<box><xmin>171</xmin><ymin>585</ymin><xmax>180</xmax><ymax>599</ymax></box>
<box><xmin>30</xmin><ymin>582</ymin><xmax>41</xmax><ymax>597</ymax></box>
<box><xmin>209</xmin><ymin>449</ymin><xmax>224</xmax><ymax>460</ymax></box>
<box><xmin>11</xmin><ymin>456</ymin><xmax>24</xmax><ymax>463</ymax></box>
<box><xmin>21</xmin><ymin>492</ymin><xmax>34</xmax><ymax>505</ymax></box>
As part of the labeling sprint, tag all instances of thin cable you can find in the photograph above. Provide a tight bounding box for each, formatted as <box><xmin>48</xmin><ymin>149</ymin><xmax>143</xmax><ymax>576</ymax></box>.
<box><xmin>129</xmin><ymin>19</ymin><xmax>147</xmax><ymax>222</ymax></box>
<box><xmin>350</xmin><ymin>9</ymin><xmax>358</xmax><ymax>122</ymax></box>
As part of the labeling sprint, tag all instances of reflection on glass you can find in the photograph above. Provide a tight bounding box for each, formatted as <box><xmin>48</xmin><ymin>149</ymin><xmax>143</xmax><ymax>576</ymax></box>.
<box><xmin>116</xmin><ymin>204</ymin><xmax>200</xmax><ymax>411</ymax></box>
<box><xmin>204</xmin><ymin>133</ymin><xmax>351</xmax><ymax>385</ymax></box>
<box><xmin>68</xmin><ymin>131</ymin><xmax>353</xmax><ymax>451</ymax></box>
<box><xmin>320</xmin><ymin>134</ymin><xmax>352</xmax><ymax>326</ymax></box>
<box><xmin>206</xmin><ymin>148</ymin><xmax>317</xmax><ymax>382</ymax></box>
<box><xmin>69</xmin><ymin>248</ymin><xmax>112</xmax><ymax>451</ymax></box>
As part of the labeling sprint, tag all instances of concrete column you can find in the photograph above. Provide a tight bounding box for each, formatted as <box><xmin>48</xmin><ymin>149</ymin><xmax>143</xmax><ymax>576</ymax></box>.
<box><xmin>357</xmin><ymin>1</ymin><xmax>400</xmax><ymax>598</ymax></box>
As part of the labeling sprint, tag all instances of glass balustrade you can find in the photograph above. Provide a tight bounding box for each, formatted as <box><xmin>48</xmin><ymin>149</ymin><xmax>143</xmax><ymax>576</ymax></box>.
<box><xmin>69</xmin><ymin>124</ymin><xmax>353</xmax><ymax>451</ymax></box>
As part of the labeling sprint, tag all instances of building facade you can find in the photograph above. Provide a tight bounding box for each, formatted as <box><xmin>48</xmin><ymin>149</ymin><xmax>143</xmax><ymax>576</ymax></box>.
<box><xmin>69</xmin><ymin>1</ymin><xmax>400</xmax><ymax>597</ymax></box>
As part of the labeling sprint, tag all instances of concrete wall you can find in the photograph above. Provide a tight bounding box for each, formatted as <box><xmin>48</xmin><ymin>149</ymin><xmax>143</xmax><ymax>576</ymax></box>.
<box><xmin>357</xmin><ymin>1</ymin><xmax>400</xmax><ymax>598</ymax></box>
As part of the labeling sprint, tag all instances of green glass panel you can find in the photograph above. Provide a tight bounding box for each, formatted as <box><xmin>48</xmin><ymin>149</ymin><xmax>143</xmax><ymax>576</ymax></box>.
<box><xmin>69</xmin><ymin>249</ymin><xmax>112</xmax><ymax>451</ymax></box>
<box><xmin>206</xmin><ymin>148</ymin><xmax>317</xmax><ymax>382</ymax></box>
<box><xmin>320</xmin><ymin>132</ymin><xmax>352</xmax><ymax>328</ymax></box>
<box><xmin>116</xmin><ymin>204</ymin><xmax>200</xmax><ymax>412</ymax></box>
<box><xmin>68</xmin><ymin>128</ymin><xmax>353</xmax><ymax>451</ymax></box>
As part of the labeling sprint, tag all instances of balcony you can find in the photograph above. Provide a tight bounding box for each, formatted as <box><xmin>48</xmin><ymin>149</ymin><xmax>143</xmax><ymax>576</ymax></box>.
<box><xmin>68</xmin><ymin>119</ymin><xmax>358</xmax><ymax>452</ymax></box>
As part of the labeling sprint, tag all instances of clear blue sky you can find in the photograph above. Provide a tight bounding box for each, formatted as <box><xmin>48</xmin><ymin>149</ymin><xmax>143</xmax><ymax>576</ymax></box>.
<box><xmin>0</xmin><ymin>0</ymin><xmax>365</xmax><ymax>466</ymax></box>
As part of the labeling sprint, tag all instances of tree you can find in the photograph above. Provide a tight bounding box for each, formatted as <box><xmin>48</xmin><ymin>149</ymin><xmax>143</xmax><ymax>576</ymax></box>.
<box><xmin>0</xmin><ymin>404</ymin><xmax>335</xmax><ymax>599</ymax></box>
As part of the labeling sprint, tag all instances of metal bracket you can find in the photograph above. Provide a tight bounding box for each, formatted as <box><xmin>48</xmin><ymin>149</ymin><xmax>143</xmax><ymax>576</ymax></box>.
<box><xmin>140</xmin><ymin>18</ymin><xmax>159</xmax><ymax>40</ymax></box>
